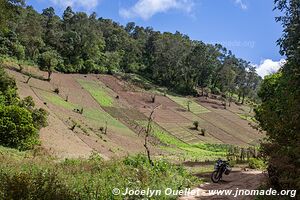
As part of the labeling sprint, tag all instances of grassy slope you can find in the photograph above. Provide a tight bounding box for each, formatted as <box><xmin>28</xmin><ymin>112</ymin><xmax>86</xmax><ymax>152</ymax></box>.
<box><xmin>0</xmin><ymin>146</ymin><xmax>201</xmax><ymax>200</ymax></box>
<box><xmin>77</xmin><ymin>79</ymin><xmax>114</xmax><ymax>107</ymax></box>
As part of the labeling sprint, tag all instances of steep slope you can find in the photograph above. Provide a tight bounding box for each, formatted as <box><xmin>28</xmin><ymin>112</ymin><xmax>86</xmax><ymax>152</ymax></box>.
<box><xmin>5</xmin><ymin>63</ymin><xmax>263</xmax><ymax>160</ymax></box>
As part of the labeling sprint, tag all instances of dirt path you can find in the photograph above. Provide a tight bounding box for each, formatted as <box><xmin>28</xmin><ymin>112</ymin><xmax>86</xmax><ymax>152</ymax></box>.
<box><xmin>180</xmin><ymin>169</ymin><xmax>265</xmax><ymax>200</ymax></box>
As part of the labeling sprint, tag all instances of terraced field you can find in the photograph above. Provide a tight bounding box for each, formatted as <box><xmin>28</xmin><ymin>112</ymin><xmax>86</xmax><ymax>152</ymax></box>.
<box><xmin>168</xmin><ymin>95</ymin><xmax>211</xmax><ymax>114</ymax></box>
<box><xmin>40</xmin><ymin>90</ymin><xmax>134</xmax><ymax>135</ymax></box>
<box><xmin>6</xmin><ymin>64</ymin><xmax>263</xmax><ymax>160</ymax></box>
<box><xmin>77</xmin><ymin>79</ymin><xmax>115</xmax><ymax>107</ymax></box>
<box><xmin>98</xmin><ymin>75</ymin><xmax>262</xmax><ymax>146</ymax></box>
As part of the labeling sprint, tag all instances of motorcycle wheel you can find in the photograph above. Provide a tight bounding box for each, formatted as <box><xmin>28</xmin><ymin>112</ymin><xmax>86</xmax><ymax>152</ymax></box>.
<box><xmin>211</xmin><ymin>170</ymin><xmax>221</xmax><ymax>183</ymax></box>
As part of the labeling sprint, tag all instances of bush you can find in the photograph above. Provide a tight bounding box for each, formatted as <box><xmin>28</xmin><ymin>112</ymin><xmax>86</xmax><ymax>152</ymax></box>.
<box><xmin>0</xmin><ymin>170</ymin><xmax>74</xmax><ymax>200</ymax></box>
<box><xmin>248</xmin><ymin>158</ymin><xmax>266</xmax><ymax>169</ymax></box>
<box><xmin>193</xmin><ymin>121</ymin><xmax>199</xmax><ymax>130</ymax></box>
<box><xmin>0</xmin><ymin>66</ymin><xmax>17</xmax><ymax>94</ymax></box>
<box><xmin>19</xmin><ymin>96</ymin><xmax>48</xmax><ymax>130</ymax></box>
<box><xmin>0</xmin><ymin>152</ymin><xmax>200</xmax><ymax>200</ymax></box>
<box><xmin>32</xmin><ymin>108</ymin><xmax>48</xmax><ymax>130</ymax></box>
<box><xmin>54</xmin><ymin>88</ymin><xmax>59</xmax><ymax>94</ymax></box>
<box><xmin>0</xmin><ymin>105</ymin><xmax>38</xmax><ymax>150</ymax></box>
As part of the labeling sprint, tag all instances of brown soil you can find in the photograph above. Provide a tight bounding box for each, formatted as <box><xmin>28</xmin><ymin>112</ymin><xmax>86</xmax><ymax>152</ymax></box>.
<box><xmin>96</xmin><ymin>75</ymin><xmax>263</xmax><ymax>146</ymax></box>
<box><xmin>6</xmin><ymin>68</ymin><xmax>149</xmax><ymax>159</ymax></box>
<box><xmin>180</xmin><ymin>169</ymin><xmax>265</xmax><ymax>200</ymax></box>
<box><xmin>5</xmin><ymin>63</ymin><xmax>264</xmax><ymax>159</ymax></box>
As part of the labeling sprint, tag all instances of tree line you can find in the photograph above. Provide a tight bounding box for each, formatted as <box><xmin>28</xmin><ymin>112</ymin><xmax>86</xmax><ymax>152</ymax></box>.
<box><xmin>0</xmin><ymin>0</ymin><xmax>261</xmax><ymax>101</ymax></box>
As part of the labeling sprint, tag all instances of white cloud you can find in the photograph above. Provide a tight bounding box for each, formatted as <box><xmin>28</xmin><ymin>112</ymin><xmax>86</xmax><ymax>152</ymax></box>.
<box><xmin>254</xmin><ymin>59</ymin><xmax>286</xmax><ymax>78</ymax></box>
<box><xmin>119</xmin><ymin>0</ymin><xmax>195</xmax><ymax>20</ymax></box>
<box><xmin>235</xmin><ymin>0</ymin><xmax>247</xmax><ymax>10</ymax></box>
<box><xmin>51</xmin><ymin>0</ymin><xmax>100</xmax><ymax>10</ymax></box>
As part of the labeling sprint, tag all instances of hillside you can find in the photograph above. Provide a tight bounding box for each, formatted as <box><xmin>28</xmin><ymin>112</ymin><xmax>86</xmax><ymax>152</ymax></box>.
<box><xmin>4</xmin><ymin>60</ymin><xmax>262</xmax><ymax>160</ymax></box>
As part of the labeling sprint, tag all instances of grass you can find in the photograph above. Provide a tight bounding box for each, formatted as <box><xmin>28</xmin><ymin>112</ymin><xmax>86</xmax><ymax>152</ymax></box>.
<box><xmin>83</xmin><ymin>108</ymin><xmax>131</xmax><ymax>130</ymax></box>
<box><xmin>237</xmin><ymin>113</ymin><xmax>257</xmax><ymax>123</ymax></box>
<box><xmin>0</xmin><ymin>147</ymin><xmax>201</xmax><ymax>200</ymax></box>
<box><xmin>77</xmin><ymin>79</ymin><xmax>114</xmax><ymax>107</ymax></box>
<box><xmin>0</xmin><ymin>146</ymin><xmax>27</xmax><ymax>160</ymax></box>
<box><xmin>41</xmin><ymin>91</ymin><xmax>134</xmax><ymax>135</ymax></box>
<box><xmin>42</xmin><ymin>91</ymin><xmax>79</xmax><ymax>110</ymax></box>
<box><xmin>167</xmin><ymin>95</ymin><xmax>210</xmax><ymax>114</ymax></box>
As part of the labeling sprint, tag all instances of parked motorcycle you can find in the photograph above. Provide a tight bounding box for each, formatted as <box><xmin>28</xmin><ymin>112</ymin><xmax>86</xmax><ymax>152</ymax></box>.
<box><xmin>211</xmin><ymin>159</ymin><xmax>231</xmax><ymax>183</ymax></box>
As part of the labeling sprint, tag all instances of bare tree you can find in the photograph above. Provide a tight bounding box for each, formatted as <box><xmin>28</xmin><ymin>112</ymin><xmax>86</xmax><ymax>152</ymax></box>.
<box><xmin>144</xmin><ymin>105</ymin><xmax>160</xmax><ymax>166</ymax></box>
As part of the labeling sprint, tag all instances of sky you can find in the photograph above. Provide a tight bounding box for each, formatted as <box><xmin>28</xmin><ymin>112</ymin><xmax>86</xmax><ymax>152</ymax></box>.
<box><xmin>26</xmin><ymin>0</ymin><xmax>286</xmax><ymax>77</ymax></box>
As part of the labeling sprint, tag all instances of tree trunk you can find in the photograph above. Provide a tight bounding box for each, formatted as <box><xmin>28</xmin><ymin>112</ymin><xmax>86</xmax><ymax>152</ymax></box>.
<box><xmin>25</xmin><ymin>76</ymin><xmax>32</xmax><ymax>84</ymax></box>
<box><xmin>144</xmin><ymin>134</ymin><xmax>153</xmax><ymax>166</ymax></box>
<box><xmin>242</xmin><ymin>93</ymin><xmax>245</xmax><ymax>104</ymax></box>
<box><xmin>144</xmin><ymin>108</ymin><xmax>156</xmax><ymax>166</ymax></box>
<box><xmin>47</xmin><ymin>70</ymin><xmax>52</xmax><ymax>81</ymax></box>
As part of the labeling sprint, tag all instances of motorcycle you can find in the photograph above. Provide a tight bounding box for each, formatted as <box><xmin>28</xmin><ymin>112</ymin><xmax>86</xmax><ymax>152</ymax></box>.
<box><xmin>211</xmin><ymin>159</ymin><xmax>231</xmax><ymax>183</ymax></box>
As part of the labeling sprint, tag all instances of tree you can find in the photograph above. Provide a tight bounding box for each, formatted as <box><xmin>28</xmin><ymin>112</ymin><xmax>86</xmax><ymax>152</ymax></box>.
<box><xmin>150</xmin><ymin>32</ymin><xmax>191</xmax><ymax>92</ymax></box>
<box><xmin>255</xmin><ymin>0</ymin><xmax>300</xmax><ymax>193</ymax></box>
<box><xmin>41</xmin><ymin>7</ymin><xmax>62</xmax><ymax>49</ymax></box>
<box><xmin>144</xmin><ymin>105</ymin><xmax>160</xmax><ymax>166</ymax></box>
<box><xmin>12</xmin><ymin>43</ymin><xmax>25</xmax><ymax>60</ymax></box>
<box><xmin>15</xmin><ymin>6</ymin><xmax>45</xmax><ymax>60</ymax></box>
<box><xmin>38</xmin><ymin>50</ymin><xmax>61</xmax><ymax>81</ymax></box>
<box><xmin>0</xmin><ymin>65</ymin><xmax>18</xmax><ymax>105</ymax></box>
<box><xmin>0</xmin><ymin>105</ymin><xmax>38</xmax><ymax>150</ymax></box>
<box><xmin>0</xmin><ymin>0</ymin><xmax>24</xmax><ymax>30</ymax></box>
<box><xmin>185</xmin><ymin>42</ymin><xmax>219</xmax><ymax>95</ymax></box>
<box><xmin>218</xmin><ymin>58</ymin><xmax>237</xmax><ymax>106</ymax></box>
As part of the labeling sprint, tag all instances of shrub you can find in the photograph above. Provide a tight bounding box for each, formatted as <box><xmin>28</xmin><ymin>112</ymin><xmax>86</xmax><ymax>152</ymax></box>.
<box><xmin>19</xmin><ymin>97</ymin><xmax>48</xmax><ymax>130</ymax></box>
<box><xmin>19</xmin><ymin>96</ymin><xmax>35</xmax><ymax>109</ymax></box>
<box><xmin>0</xmin><ymin>105</ymin><xmax>38</xmax><ymax>150</ymax></box>
<box><xmin>32</xmin><ymin>108</ymin><xmax>48</xmax><ymax>130</ymax></box>
<box><xmin>248</xmin><ymin>158</ymin><xmax>266</xmax><ymax>169</ymax></box>
<box><xmin>54</xmin><ymin>88</ymin><xmax>59</xmax><ymax>94</ymax></box>
<box><xmin>0</xmin><ymin>66</ymin><xmax>17</xmax><ymax>94</ymax></box>
<box><xmin>193</xmin><ymin>121</ymin><xmax>199</xmax><ymax>130</ymax></box>
<box><xmin>0</xmin><ymin>170</ymin><xmax>74</xmax><ymax>200</ymax></box>
<box><xmin>0</xmin><ymin>152</ymin><xmax>200</xmax><ymax>200</ymax></box>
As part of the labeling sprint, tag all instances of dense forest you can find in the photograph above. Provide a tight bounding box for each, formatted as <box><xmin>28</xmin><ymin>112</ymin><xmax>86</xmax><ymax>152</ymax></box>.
<box><xmin>0</xmin><ymin>0</ymin><xmax>261</xmax><ymax>101</ymax></box>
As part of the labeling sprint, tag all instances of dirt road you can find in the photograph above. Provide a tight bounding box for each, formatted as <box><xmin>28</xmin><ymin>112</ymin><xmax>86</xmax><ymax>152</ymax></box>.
<box><xmin>180</xmin><ymin>169</ymin><xmax>265</xmax><ymax>200</ymax></box>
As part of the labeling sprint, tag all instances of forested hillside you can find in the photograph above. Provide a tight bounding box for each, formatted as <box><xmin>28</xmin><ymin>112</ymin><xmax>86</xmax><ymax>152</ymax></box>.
<box><xmin>1</xmin><ymin>0</ymin><xmax>299</xmax><ymax>198</ymax></box>
<box><xmin>1</xmin><ymin>0</ymin><xmax>261</xmax><ymax>99</ymax></box>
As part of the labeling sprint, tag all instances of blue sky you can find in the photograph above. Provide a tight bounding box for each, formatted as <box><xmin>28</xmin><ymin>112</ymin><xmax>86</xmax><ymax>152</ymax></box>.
<box><xmin>26</xmin><ymin>0</ymin><xmax>285</xmax><ymax>77</ymax></box>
